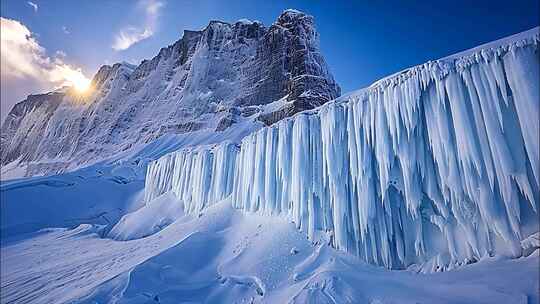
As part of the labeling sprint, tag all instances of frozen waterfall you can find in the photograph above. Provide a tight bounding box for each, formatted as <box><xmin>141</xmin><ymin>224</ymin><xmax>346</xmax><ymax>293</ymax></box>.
<box><xmin>145</xmin><ymin>142</ymin><xmax>239</xmax><ymax>214</ymax></box>
<box><xmin>144</xmin><ymin>28</ymin><xmax>539</xmax><ymax>270</ymax></box>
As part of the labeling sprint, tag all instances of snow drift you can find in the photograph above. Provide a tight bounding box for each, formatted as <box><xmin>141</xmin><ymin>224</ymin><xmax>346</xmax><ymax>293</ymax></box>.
<box><xmin>144</xmin><ymin>28</ymin><xmax>540</xmax><ymax>270</ymax></box>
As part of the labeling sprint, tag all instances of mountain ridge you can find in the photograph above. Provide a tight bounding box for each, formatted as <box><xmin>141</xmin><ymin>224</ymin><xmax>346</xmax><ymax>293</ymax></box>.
<box><xmin>1</xmin><ymin>9</ymin><xmax>340</xmax><ymax>177</ymax></box>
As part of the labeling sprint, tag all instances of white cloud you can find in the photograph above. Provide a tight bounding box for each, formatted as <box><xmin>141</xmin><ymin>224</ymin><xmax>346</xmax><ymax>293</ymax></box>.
<box><xmin>27</xmin><ymin>1</ymin><xmax>38</xmax><ymax>12</ymax></box>
<box><xmin>112</xmin><ymin>27</ymin><xmax>153</xmax><ymax>51</ymax></box>
<box><xmin>112</xmin><ymin>0</ymin><xmax>164</xmax><ymax>51</ymax></box>
<box><xmin>0</xmin><ymin>17</ymin><xmax>88</xmax><ymax>85</ymax></box>
<box><xmin>0</xmin><ymin>17</ymin><xmax>90</xmax><ymax>121</ymax></box>
<box><xmin>145</xmin><ymin>0</ymin><xmax>164</xmax><ymax>16</ymax></box>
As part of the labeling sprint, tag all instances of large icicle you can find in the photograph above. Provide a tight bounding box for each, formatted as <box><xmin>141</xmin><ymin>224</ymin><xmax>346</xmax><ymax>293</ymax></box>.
<box><xmin>145</xmin><ymin>28</ymin><xmax>540</xmax><ymax>270</ymax></box>
<box><xmin>144</xmin><ymin>142</ymin><xmax>239</xmax><ymax>214</ymax></box>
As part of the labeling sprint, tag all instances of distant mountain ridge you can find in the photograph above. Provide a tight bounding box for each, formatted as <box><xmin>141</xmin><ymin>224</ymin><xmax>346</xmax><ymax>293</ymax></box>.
<box><xmin>1</xmin><ymin>9</ymin><xmax>340</xmax><ymax>176</ymax></box>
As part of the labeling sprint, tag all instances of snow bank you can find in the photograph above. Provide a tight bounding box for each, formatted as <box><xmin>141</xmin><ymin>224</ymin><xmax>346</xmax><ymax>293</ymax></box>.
<box><xmin>145</xmin><ymin>28</ymin><xmax>540</xmax><ymax>269</ymax></box>
<box><xmin>108</xmin><ymin>192</ymin><xmax>185</xmax><ymax>240</ymax></box>
<box><xmin>3</xmin><ymin>199</ymin><xmax>538</xmax><ymax>304</ymax></box>
<box><xmin>0</xmin><ymin>166</ymin><xmax>145</xmax><ymax>239</ymax></box>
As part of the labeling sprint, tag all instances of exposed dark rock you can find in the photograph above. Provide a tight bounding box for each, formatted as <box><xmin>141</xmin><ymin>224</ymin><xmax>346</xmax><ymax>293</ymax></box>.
<box><xmin>215</xmin><ymin>115</ymin><xmax>237</xmax><ymax>132</ymax></box>
<box><xmin>159</xmin><ymin>122</ymin><xmax>204</xmax><ymax>135</ymax></box>
<box><xmin>240</xmin><ymin>107</ymin><xmax>261</xmax><ymax>117</ymax></box>
<box><xmin>257</xmin><ymin>104</ymin><xmax>298</xmax><ymax>126</ymax></box>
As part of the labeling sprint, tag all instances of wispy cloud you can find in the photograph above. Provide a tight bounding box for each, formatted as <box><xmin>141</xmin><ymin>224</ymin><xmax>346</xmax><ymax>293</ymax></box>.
<box><xmin>112</xmin><ymin>27</ymin><xmax>153</xmax><ymax>51</ymax></box>
<box><xmin>27</xmin><ymin>1</ymin><xmax>38</xmax><ymax>12</ymax></box>
<box><xmin>1</xmin><ymin>17</ymin><xmax>90</xmax><ymax>119</ymax></box>
<box><xmin>112</xmin><ymin>0</ymin><xmax>164</xmax><ymax>51</ymax></box>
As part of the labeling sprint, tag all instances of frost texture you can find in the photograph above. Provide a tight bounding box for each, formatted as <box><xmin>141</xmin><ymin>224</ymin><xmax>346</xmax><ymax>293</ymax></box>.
<box><xmin>145</xmin><ymin>29</ymin><xmax>540</xmax><ymax>269</ymax></box>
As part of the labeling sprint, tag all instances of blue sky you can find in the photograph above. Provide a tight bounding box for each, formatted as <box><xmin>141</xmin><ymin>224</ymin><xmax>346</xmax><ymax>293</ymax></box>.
<box><xmin>1</xmin><ymin>0</ymin><xmax>538</xmax><ymax>121</ymax></box>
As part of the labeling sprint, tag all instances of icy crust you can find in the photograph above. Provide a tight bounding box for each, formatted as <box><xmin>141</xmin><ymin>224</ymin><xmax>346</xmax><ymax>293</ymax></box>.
<box><xmin>368</xmin><ymin>27</ymin><xmax>540</xmax><ymax>90</ymax></box>
<box><xmin>145</xmin><ymin>142</ymin><xmax>239</xmax><ymax>214</ymax></box>
<box><xmin>146</xmin><ymin>28</ymin><xmax>540</xmax><ymax>269</ymax></box>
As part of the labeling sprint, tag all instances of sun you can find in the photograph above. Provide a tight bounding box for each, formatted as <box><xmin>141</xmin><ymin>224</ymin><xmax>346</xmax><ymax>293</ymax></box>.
<box><xmin>71</xmin><ymin>75</ymin><xmax>91</xmax><ymax>93</ymax></box>
<box><xmin>61</xmin><ymin>68</ymin><xmax>91</xmax><ymax>93</ymax></box>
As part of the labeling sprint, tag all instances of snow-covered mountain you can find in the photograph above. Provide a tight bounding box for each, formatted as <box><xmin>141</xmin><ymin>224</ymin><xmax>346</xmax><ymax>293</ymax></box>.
<box><xmin>143</xmin><ymin>27</ymin><xmax>540</xmax><ymax>271</ymax></box>
<box><xmin>1</xmin><ymin>10</ymin><xmax>539</xmax><ymax>304</ymax></box>
<box><xmin>0</xmin><ymin>9</ymin><xmax>340</xmax><ymax>177</ymax></box>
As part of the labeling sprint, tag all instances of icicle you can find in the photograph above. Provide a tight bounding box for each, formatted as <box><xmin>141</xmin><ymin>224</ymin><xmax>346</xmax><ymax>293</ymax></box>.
<box><xmin>144</xmin><ymin>30</ymin><xmax>539</xmax><ymax>270</ymax></box>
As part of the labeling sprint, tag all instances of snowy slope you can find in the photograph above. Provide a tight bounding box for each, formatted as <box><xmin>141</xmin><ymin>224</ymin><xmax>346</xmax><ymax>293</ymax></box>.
<box><xmin>1</xmin><ymin>199</ymin><xmax>538</xmax><ymax>304</ymax></box>
<box><xmin>145</xmin><ymin>27</ymin><xmax>540</xmax><ymax>270</ymax></box>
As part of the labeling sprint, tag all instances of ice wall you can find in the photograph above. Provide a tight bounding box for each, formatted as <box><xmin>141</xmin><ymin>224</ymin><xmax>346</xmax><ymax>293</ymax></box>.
<box><xmin>145</xmin><ymin>142</ymin><xmax>238</xmax><ymax>214</ymax></box>
<box><xmin>145</xmin><ymin>28</ymin><xmax>539</xmax><ymax>270</ymax></box>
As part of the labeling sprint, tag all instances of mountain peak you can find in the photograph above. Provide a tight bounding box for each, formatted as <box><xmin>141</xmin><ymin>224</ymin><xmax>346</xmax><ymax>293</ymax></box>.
<box><xmin>1</xmin><ymin>10</ymin><xmax>340</xmax><ymax>174</ymax></box>
<box><xmin>276</xmin><ymin>9</ymin><xmax>311</xmax><ymax>25</ymax></box>
<box><xmin>281</xmin><ymin>8</ymin><xmax>307</xmax><ymax>17</ymax></box>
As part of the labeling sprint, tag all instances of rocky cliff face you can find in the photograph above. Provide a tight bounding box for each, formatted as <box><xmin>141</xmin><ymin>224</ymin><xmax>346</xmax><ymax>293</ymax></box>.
<box><xmin>0</xmin><ymin>10</ymin><xmax>340</xmax><ymax>175</ymax></box>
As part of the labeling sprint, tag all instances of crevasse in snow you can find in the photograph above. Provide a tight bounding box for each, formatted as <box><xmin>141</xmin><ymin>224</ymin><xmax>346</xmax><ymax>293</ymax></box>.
<box><xmin>144</xmin><ymin>28</ymin><xmax>540</xmax><ymax>270</ymax></box>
